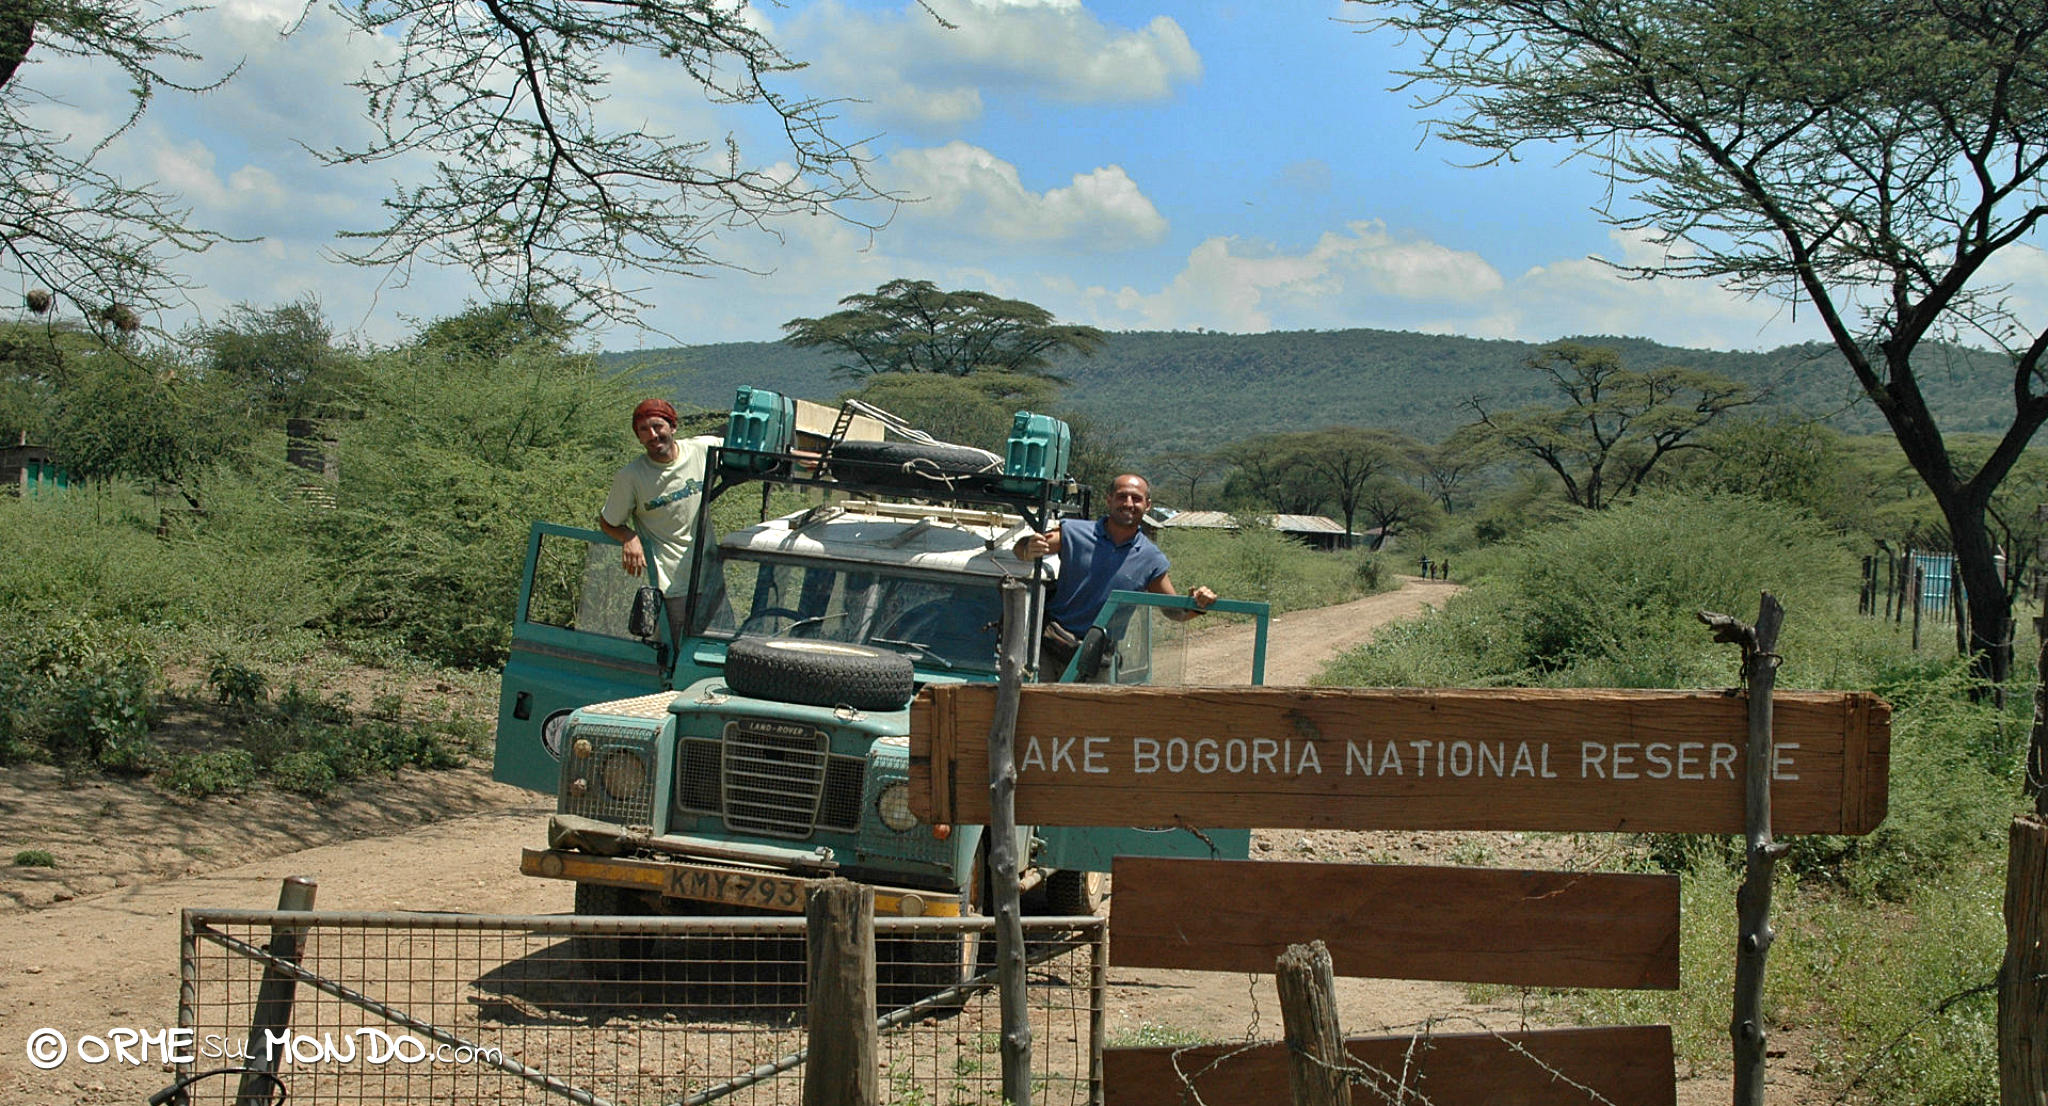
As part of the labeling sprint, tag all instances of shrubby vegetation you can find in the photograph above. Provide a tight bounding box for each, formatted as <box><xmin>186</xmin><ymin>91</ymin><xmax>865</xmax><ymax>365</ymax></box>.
<box><xmin>1323</xmin><ymin>488</ymin><xmax>2020</xmax><ymax>1106</ymax></box>
<box><xmin>1155</xmin><ymin>524</ymin><xmax>1388</xmax><ymax>615</ymax></box>
<box><xmin>1323</xmin><ymin>492</ymin><xmax>1864</xmax><ymax>688</ymax></box>
<box><xmin>0</xmin><ymin>302</ymin><xmax>635</xmax><ymax>795</ymax></box>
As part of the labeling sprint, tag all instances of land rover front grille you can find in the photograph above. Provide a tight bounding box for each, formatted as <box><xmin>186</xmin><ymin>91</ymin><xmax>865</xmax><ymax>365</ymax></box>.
<box><xmin>680</xmin><ymin>724</ymin><xmax>867</xmax><ymax>837</ymax></box>
<box><xmin>722</xmin><ymin>719</ymin><xmax>831</xmax><ymax>837</ymax></box>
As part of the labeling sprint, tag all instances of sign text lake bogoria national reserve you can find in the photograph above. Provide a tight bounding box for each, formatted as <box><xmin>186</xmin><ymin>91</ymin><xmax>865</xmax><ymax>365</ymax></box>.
<box><xmin>910</xmin><ymin>685</ymin><xmax>1889</xmax><ymax>835</ymax></box>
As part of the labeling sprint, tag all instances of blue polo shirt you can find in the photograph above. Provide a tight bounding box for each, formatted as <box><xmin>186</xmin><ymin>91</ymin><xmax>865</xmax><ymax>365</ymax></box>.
<box><xmin>1046</xmin><ymin>518</ymin><xmax>1170</xmax><ymax>635</ymax></box>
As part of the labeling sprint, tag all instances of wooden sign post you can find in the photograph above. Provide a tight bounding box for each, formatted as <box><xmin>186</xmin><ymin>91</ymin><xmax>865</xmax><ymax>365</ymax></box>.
<box><xmin>910</xmin><ymin>685</ymin><xmax>1888</xmax><ymax>834</ymax></box>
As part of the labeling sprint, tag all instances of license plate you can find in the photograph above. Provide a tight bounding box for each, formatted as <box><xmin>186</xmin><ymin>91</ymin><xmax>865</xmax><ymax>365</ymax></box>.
<box><xmin>665</xmin><ymin>865</ymin><xmax>806</xmax><ymax>911</ymax></box>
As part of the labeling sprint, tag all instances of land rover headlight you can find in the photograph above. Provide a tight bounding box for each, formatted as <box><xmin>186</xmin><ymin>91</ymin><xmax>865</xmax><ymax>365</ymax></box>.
<box><xmin>599</xmin><ymin>749</ymin><xmax>648</xmax><ymax>801</ymax></box>
<box><xmin>877</xmin><ymin>782</ymin><xmax>918</xmax><ymax>832</ymax></box>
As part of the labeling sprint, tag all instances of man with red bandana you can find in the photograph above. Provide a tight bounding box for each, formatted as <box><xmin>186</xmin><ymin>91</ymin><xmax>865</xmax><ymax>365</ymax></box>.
<box><xmin>599</xmin><ymin>398</ymin><xmax>714</xmax><ymax>636</ymax></box>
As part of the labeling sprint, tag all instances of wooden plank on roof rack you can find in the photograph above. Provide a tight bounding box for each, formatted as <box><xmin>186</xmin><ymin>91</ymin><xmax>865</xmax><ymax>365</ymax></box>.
<box><xmin>1104</xmin><ymin>1025</ymin><xmax>1676</xmax><ymax>1106</ymax></box>
<box><xmin>907</xmin><ymin>684</ymin><xmax>1890</xmax><ymax>835</ymax></box>
<box><xmin>1109</xmin><ymin>857</ymin><xmax>1679</xmax><ymax>989</ymax></box>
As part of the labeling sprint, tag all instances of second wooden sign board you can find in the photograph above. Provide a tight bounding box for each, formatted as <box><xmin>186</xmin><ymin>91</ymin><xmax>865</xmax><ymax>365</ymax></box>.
<box><xmin>910</xmin><ymin>684</ymin><xmax>1890</xmax><ymax>835</ymax></box>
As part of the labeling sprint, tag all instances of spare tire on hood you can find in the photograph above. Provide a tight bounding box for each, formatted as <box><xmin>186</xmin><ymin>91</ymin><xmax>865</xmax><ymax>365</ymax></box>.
<box><xmin>724</xmin><ymin>637</ymin><xmax>916</xmax><ymax>712</ymax></box>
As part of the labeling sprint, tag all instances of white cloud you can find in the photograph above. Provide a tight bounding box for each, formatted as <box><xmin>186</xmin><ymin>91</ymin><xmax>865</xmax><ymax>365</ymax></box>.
<box><xmin>1503</xmin><ymin>230</ymin><xmax>1831</xmax><ymax>349</ymax></box>
<box><xmin>885</xmin><ymin>142</ymin><xmax>1167</xmax><ymax>246</ymax></box>
<box><xmin>1047</xmin><ymin>222</ymin><xmax>1852</xmax><ymax>353</ymax></box>
<box><xmin>1085</xmin><ymin>221</ymin><xmax>1501</xmax><ymax>331</ymax></box>
<box><xmin>790</xmin><ymin>0</ymin><xmax>1200</xmax><ymax>126</ymax></box>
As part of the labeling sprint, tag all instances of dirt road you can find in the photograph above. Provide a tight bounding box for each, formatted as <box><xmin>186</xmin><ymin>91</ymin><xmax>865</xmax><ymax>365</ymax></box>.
<box><xmin>0</xmin><ymin>576</ymin><xmax>1790</xmax><ymax>1104</ymax></box>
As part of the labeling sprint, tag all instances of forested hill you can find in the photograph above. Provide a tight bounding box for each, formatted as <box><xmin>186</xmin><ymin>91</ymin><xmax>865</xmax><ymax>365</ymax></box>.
<box><xmin>602</xmin><ymin>328</ymin><xmax>2018</xmax><ymax>455</ymax></box>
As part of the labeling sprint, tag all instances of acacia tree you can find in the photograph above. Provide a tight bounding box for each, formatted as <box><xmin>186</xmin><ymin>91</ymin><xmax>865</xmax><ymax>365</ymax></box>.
<box><xmin>1421</xmin><ymin>424</ymin><xmax>1493</xmax><ymax>513</ymax></box>
<box><xmin>0</xmin><ymin>0</ymin><xmax>233</xmax><ymax>328</ymax></box>
<box><xmin>1347</xmin><ymin>0</ymin><xmax>2048</xmax><ymax>682</ymax></box>
<box><xmin>1294</xmin><ymin>427</ymin><xmax>1415</xmax><ymax>547</ymax></box>
<box><xmin>186</xmin><ymin>297</ymin><xmax>363</xmax><ymax>422</ymax></box>
<box><xmin>1464</xmin><ymin>342</ymin><xmax>1753</xmax><ymax>510</ymax></box>
<box><xmin>2</xmin><ymin>0</ymin><xmax>891</xmax><ymax>329</ymax></box>
<box><xmin>1222</xmin><ymin>427</ymin><xmax>1417</xmax><ymax>543</ymax></box>
<box><xmin>1223</xmin><ymin>432</ymin><xmax>1331</xmax><ymax>517</ymax></box>
<box><xmin>1355</xmin><ymin>473</ymin><xmax>1439</xmax><ymax>550</ymax></box>
<box><xmin>1151</xmin><ymin>448</ymin><xmax>1227</xmax><ymax>508</ymax></box>
<box><xmin>783</xmin><ymin>279</ymin><xmax>1107</xmax><ymax>378</ymax></box>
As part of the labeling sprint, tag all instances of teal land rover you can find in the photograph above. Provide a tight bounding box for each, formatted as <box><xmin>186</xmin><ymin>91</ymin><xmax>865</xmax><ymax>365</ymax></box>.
<box><xmin>491</xmin><ymin>389</ymin><xmax>1267</xmax><ymax>979</ymax></box>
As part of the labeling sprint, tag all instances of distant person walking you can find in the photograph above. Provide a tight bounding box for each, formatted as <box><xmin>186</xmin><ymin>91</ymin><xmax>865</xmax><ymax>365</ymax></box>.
<box><xmin>1013</xmin><ymin>473</ymin><xmax>1216</xmax><ymax>675</ymax></box>
<box><xmin>598</xmin><ymin>398</ymin><xmax>714</xmax><ymax>637</ymax></box>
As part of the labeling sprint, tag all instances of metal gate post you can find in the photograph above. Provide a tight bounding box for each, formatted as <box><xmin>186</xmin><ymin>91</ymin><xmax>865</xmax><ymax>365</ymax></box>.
<box><xmin>234</xmin><ymin>876</ymin><xmax>316</xmax><ymax>1106</ymax></box>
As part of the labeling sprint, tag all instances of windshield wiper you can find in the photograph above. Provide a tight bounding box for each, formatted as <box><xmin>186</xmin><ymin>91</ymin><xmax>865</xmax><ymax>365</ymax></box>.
<box><xmin>869</xmin><ymin>636</ymin><xmax>953</xmax><ymax>669</ymax></box>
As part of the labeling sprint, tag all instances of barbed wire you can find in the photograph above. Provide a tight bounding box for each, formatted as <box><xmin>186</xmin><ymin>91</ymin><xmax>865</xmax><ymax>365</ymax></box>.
<box><xmin>1158</xmin><ymin>1010</ymin><xmax>1626</xmax><ymax>1105</ymax></box>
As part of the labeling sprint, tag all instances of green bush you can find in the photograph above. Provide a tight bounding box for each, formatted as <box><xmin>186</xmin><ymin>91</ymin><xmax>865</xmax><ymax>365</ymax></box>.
<box><xmin>12</xmin><ymin>848</ymin><xmax>56</xmax><ymax>868</ymax></box>
<box><xmin>1321</xmin><ymin>492</ymin><xmax>1863</xmax><ymax>689</ymax></box>
<box><xmin>240</xmin><ymin>684</ymin><xmax>471</xmax><ymax>789</ymax></box>
<box><xmin>1825</xmin><ymin>662</ymin><xmax>2017</xmax><ymax>899</ymax></box>
<box><xmin>269</xmin><ymin>750</ymin><xmax>339</xmax><ymax>797</ymax></box>
<box><xmin>312</xmin><ymin>342</ymin><xmax>633</xmax><ymax>668</ymax></box>
<box><xmin>0</xmin><ymin>614</ymin><xmax>160</xmax><ymax>774</ymax></box>
<box><xmin>205</xmin><ymin>655</ymin><xmax>269</xmax><ymax>715</ymax></box>
<box><xmin>0</xmin><ymin>479</ymin><xmax>336</xmax><ymax>639</ymax></box>
<box><xmin>157</xmin><ymin>749</ymin><xmax>258</xmax><ymax>798</ymax></box>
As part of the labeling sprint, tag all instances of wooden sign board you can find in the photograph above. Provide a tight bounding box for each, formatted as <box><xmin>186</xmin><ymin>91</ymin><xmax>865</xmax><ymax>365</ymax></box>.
<box><xmin>1105</xmin><ymin>1025</ymin><xmax>1675</xmax><ymax>1106</ymax></box>
<box><xmin>909</xmin><ymin>685</ymin><xmax>1888</xmax><ymax>835</ymax></box>
<box><xmin>1110</xmin><ymin>856</ymin><xmax>1679</xmax><ymax>990</ymax></box>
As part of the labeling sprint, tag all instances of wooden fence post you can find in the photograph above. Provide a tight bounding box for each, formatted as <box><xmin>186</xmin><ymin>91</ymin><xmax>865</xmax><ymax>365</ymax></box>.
<box><xmin>1276</xmin><ymin>940</ymin><xmax>1351</xmax><ymax>1106</ymax></box>
<box><xmin>1703</xmin><ymin>595</ymin><xmax>1785</xmax><ymax>1106</ymax></box>
<box><xmin>1884</xmin><ymin>551</ymin><xmax>1896</xmax><ymax>621</ymax></box>
<box><xmin>991</xmin><ymin>578</ymin><xmax>1034</xmax><ymax>1106</ymax></box>
<box><xmin>1900</xmin><ymin>569</ymin><xmax>1916</xmax><ymax>647</ymax></box>
<box><xmin>804</xmin><ymin>878</ymin><xmax>877</xmax><ymax>1106</ymax></box>
<box><xmin>235</xmin><ymin>875</ymin><xmax>316</xmax><ymax>1106</ymax></box>
<box><xmin>2002</xmin><ymin>815</ymin><xmax>2047</xmax><ymax>1106</ymax></box>
<box><xmin>2030</xmin><ymin>618</ymin><xmax>2048</xmax><ymax>811</ymax></box>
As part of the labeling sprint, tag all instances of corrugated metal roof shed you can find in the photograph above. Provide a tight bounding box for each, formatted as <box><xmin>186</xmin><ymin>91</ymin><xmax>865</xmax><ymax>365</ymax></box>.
<box><xmin>1159</xmin><ymin>511</ymin><xmax>1347</xmax><ymax>535</ymax></box>
<box><xmin>1270</xmin><ymin>514</ymin><xmax>1347</xmax><ymax>534</ymax></box>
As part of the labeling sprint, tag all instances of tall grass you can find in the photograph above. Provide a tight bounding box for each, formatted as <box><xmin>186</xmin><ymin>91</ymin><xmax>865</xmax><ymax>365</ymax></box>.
<box><xmin>0</xmin><ymin>478</ymin><xmax>334</xmax><ymax>641</ymax></box>
<box><xmin>1153</xmin><ymin>525</ymin><xmax>1389</xmax><ymax>615</ymax></box>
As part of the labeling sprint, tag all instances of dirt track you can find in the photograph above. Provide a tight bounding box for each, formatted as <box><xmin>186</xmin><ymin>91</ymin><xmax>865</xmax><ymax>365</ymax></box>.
<box><xmin>0</xmin><ymin>577</ymin><xmax>1807</xmax><ymax>1104</ymax></box>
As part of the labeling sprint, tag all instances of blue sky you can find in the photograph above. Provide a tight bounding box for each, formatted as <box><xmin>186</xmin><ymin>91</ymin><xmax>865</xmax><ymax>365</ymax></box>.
<box><xmin>16</xmin><ymin>0</ymin><xmax>1986</xmax><ymax>352</ymax></box>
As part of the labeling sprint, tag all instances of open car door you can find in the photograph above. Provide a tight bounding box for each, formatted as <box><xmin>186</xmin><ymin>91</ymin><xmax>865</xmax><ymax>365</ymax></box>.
<box><xmin>493</xmin><ymin>522</ymin><xmax>672</xmax><ymax>793</ymax></box>
<box><xmin>1036</xmin><ymin>590</ymin><xmax>1270</xmax><ymax>870</ymax></box>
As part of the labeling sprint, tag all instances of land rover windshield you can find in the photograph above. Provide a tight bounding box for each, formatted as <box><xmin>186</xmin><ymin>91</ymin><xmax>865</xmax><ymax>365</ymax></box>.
<box><xmin>689</xmin><ymin>506</ymin><xmax>1034</xmax><ymax>676</ymax></box>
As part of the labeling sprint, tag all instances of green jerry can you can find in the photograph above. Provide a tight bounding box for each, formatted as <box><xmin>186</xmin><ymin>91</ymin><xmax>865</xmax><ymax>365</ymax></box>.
<box><xmin>721</xmin><ymin>386</ymin><xmax>796</xmax><ymax>473</ymax></box>
<box><xmin>1000</xmin><ymin>410</ymin><xmax>1071</xmax><ymax>492</ymax></box>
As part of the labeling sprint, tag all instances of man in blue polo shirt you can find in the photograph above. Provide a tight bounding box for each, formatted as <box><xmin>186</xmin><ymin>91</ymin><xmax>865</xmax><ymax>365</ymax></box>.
<box><xmin>1013</xmin><ymin>473</ymin><xmax>1217</xmax><ymax>674</ymax></box>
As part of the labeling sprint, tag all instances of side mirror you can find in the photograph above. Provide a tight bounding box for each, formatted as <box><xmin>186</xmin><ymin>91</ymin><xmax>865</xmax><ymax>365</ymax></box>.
<box><xmin>1074</xmin><ymin>625</ymin><xmax>1110</xmax><ymax>681</ymax></box>
<box><xmin>628</xmin><ymin>586</ymin><xmax>665</xmax><ymax>644</ymax></box>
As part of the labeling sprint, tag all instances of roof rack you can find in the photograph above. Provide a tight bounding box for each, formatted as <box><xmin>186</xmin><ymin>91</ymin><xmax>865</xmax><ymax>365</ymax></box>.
<box><xmin>707</xmin><ymin>388</ymin><xmax>1089</xmax><ymax>531</ymax></box>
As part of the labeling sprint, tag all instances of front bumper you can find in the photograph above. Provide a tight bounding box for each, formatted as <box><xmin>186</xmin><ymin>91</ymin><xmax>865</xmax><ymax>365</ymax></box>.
<box><xmin>523</xmin><ymin>848</ymin><xmax>970</xmax><ymax>917</ymax></box>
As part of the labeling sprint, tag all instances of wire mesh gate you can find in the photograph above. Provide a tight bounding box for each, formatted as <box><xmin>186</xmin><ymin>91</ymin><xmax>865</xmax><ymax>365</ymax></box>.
<box><xmin>174</xmin><ymin>908</ymin><xmax>1105</xmax><ymax>1105</ymax></box>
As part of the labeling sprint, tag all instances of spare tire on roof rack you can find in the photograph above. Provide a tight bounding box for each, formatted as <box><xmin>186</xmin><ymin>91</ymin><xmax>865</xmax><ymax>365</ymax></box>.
<box><xmin>827</xmin><ymin>439</ymin><xmax>1003</xmax><ymax>489</ymax></box>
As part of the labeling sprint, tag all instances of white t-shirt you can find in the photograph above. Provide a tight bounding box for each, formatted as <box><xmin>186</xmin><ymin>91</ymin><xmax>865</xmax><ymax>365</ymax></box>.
<box><xmin>600</xmin><ymin>436</ymin><xmax>715</xmax><ymax>595</ymax></box>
